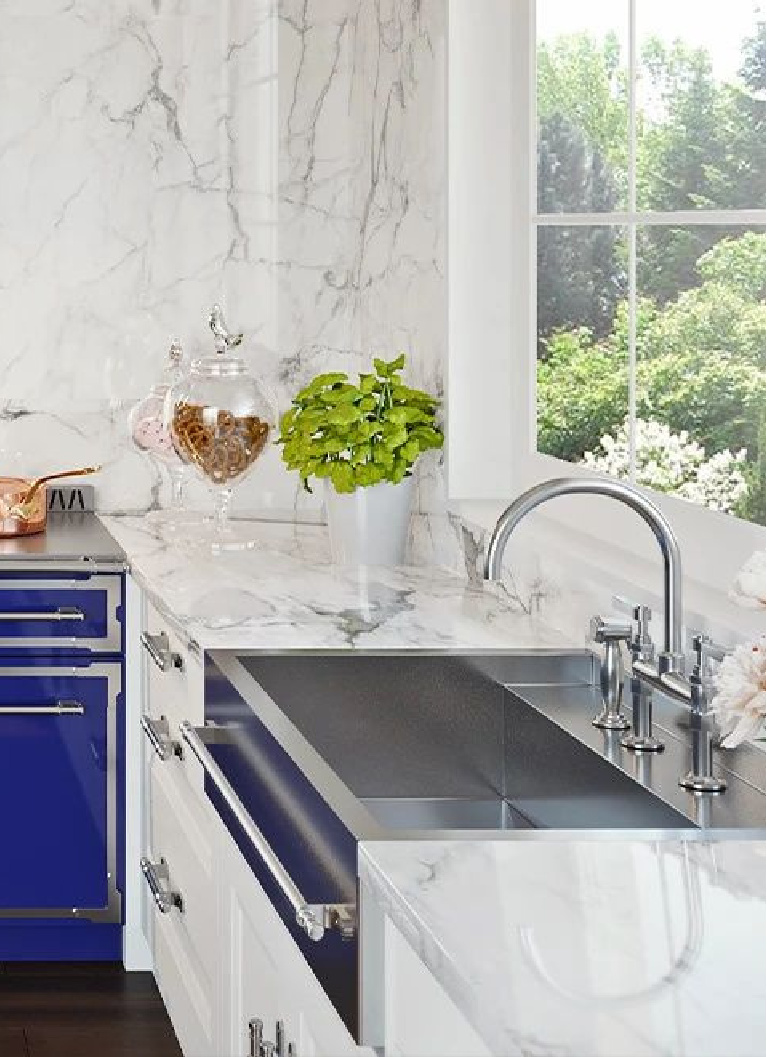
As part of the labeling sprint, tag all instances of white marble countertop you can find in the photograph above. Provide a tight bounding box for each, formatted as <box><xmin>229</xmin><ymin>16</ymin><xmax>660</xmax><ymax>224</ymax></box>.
<box><xmin>360</xmin><ymin>837</ymin><xmax>766</xmax><ymax>1057</ymax></box>
<box><xmin>101</xmin><ymin>515</ymin><xmax>570</xmax><ymax>652</ymax></box>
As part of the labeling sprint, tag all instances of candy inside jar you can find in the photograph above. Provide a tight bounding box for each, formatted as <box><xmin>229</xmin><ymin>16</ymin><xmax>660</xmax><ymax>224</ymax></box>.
<box><xmin>129</xmin><ymin>341</ymin><xmax>186</xmax><ymax>467</ymax></box>
<box><xmin>128</xmin><ymin>341</ymin><xmax>199</xmax><ymax>531</ymax></box>
<box><xmin>172</xmin><ymin>403</ymin><xmax>270</xmax><ymax>484</ymax></box>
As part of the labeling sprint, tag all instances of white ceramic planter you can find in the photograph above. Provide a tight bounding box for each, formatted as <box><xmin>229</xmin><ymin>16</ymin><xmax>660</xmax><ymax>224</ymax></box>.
<box><xmin>324</xmin><ymin>475</ymin><xmax>415</xmax><ymax>566</ymax></box>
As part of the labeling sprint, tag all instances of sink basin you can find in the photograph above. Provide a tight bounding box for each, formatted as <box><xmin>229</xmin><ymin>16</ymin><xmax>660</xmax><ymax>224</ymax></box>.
<box><xmin>213</xmin><ymin>651</ymin><xmax>765</xmax><ymax>836</ymax></box>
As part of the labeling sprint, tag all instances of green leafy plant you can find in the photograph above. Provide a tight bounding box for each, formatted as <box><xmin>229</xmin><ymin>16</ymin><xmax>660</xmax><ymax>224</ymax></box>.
<box><xmin>277</xmin><ymin>354</ymin><xmax>444</xmax><ymax>494</ymax></box>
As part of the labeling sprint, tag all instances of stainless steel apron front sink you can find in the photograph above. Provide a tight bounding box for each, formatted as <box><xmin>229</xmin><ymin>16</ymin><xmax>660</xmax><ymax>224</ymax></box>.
<box><xmin>213</xmin><ymin>650</ymin><xmax>765</xmax><ymax>837</ymax></box>
<box><xmin>199</xmin><ymin>649</ymin><xmax>765</xmax><ymax>1041</ymax></box>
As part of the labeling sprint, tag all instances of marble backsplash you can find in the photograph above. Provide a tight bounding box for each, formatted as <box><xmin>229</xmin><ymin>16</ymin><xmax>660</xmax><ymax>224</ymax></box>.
<box><xmin>416</xmin><ymin>508</ymin><xmax>766</xmax><ymax>657</ymax></box>
<box><xmin>0</xmin><ymin>0</ymin><xmax>447</xmax><ymax>517</ymax></box>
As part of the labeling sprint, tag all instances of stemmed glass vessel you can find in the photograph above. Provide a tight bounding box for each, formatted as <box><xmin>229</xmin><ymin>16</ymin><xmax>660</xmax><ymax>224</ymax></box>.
<box><xmin>167</xmin><ymin>306</ymin><xmax>275</xmax><ymax>551</ymax></box>
<box><xmin>128</xmin><ymin>341</ymin><xmax>195</xmax><ymax>532</ymax></box>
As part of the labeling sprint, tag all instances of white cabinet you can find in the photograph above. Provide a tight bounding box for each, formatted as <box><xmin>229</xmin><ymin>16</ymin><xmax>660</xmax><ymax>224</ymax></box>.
<box><xmin>379</xmin><ymin>918</ymin><xmax>489</xmax><ymax>1057</ymax></box>
<box><xmin>217</xmin><ymin>826</ymin><xmax>294</xmax><ymax>1057</ymax></box>
<box><xmin>139</xmin><ymin>597</ymin><xmax>370</xmax><ymax>1057</ymax></box>
<box><xmin>140</xmin><ymin>600</ymin><xmax>217</xmax><ymax>1057</ymax></box>
<box><xmin>216</xmin><ymin>821</ymin><xmax>368</xmax><ymax>1057</ymax></box>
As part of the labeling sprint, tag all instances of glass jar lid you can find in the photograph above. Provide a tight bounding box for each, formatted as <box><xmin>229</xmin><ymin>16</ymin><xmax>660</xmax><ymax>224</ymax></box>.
<box><xmin>189</xmin><ymin>352</ymin><xmax>248</xmax><ymax>378</ymax></box>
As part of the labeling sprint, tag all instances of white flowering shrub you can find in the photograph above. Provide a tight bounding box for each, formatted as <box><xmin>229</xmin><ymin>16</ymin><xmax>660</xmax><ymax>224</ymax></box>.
<box><xmin>582</xmin><ymin>418</ymin><xmax>749</xmax><ymax>514</ymax></box>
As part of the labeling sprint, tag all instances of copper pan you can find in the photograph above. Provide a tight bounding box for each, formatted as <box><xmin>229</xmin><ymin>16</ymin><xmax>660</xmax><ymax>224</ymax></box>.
<box><xmin>0</xmin><ymin>467</ymin><xmax>101</xmax><ymax>538</ymax></box>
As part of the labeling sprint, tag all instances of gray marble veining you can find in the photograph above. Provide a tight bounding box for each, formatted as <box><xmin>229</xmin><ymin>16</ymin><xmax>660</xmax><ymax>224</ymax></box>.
<box><xmin>0</xmin><ymin>0</ymin><xmax>446</xmax><ymax>520</ymax></box>
<box><xmin>101</xmin><ymin>513</ymin><xmax>569</xmax><ymax>652</ymax></box>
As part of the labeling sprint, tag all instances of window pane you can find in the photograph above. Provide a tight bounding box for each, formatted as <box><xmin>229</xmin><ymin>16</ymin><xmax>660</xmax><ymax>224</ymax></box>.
<box><xmin>637</xmin><ymin>0</ymin><xmax>766</xmax><ymax>210</ymax></box>
<box><xmin>536</xmin><ymin>226</ymin><xmax>629</xmax><ymax>463</ymax></box>
<box><xmin>631</xmin><ymin>226</ymin><xmax>763</xmax><ymax>523</ymax></box>
<box><xmin>537</xmin><ymin>0</ymin><xmax>629</xmax><ymax>212</ymax></box>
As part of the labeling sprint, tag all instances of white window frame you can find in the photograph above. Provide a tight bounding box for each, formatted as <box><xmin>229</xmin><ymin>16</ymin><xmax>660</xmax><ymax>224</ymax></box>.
<box><xmin>447</xmin><ymin>0</ymin><xmax>766</xmax><ymax>597</ymax></box>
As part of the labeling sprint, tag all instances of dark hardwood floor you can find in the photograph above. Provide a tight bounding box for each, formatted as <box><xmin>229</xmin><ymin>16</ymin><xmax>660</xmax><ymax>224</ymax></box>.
<box><xmin>0</xmin><ymin>963</ymin><xmax>182</xmax><ymax>1057</ymax></box>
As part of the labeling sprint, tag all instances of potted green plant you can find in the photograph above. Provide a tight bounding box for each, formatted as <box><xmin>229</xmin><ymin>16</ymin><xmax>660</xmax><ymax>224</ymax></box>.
<box><xmin>278</xmin><ymin>354</ymin><xmax>444</xmax><ymax>565</ymax></box>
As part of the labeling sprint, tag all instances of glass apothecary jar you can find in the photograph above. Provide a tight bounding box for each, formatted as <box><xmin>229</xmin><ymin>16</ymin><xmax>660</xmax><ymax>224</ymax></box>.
<box><xmin>168</xmin><ymin>305</ymin><xmax>274</xmax><ymax>549</ymax></box>
<box><xmin>128</xmin><ymin>341</ymin><xmax>194</xmax><ymax>529</ymax></box>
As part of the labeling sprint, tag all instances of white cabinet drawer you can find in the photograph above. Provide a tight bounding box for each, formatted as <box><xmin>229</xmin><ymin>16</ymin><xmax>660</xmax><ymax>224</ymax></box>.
<box><xmin>154</xmin><ymin>905</ymin><xmax>214</xmax><ymax>1057</ymax></box>
<box><xmin>149</xmin><ymin>761</ymin><xmax>216</xmax><ymax>972</ymax></box>
<box><xmin>143</xmin><ymin>602</ymin><xmax>201</xmax><ymax>730</ymax></box>
<box><xmin>142</xmin><ymin>600</ymin><xmax>206</xmax><ymax>798</ymax></box>
<box><xmin>145</xmin><ymin>763</ymin><xmax>217</xmax><ymax>1057</ymax></box>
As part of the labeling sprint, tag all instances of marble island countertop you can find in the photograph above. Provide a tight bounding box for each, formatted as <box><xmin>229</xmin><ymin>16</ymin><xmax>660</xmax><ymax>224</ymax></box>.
<box><xmin>100</xmin><ymin>515</ymin><xmax>571</xmax><ymax>653</ymax></box>
<box><xmin>360</xmin><ymin>837</ymin><xmax>766</xmax><ymax>1057</ymax></box>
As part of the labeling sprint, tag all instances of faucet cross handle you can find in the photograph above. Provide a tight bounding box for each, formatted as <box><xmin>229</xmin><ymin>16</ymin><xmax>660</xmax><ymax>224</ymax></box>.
<box><xmin>689</xmin><ymin>633</ymin><xmax>728</xmax><ymax>714</ymax></box>
<box><xmin>630</xmin><ymin>604</ymin><xmax>655</xmax><ymax>663</ymax></box>
<box><xmin>611</xmin><ymin>596</ymin><xmax>655</xmax><ymax>662</ymax></box>
<box><xmin>590</xmin><ymin>616</ymin><xmax>632</xmax><ymax>644</ymax></box>
<box><xmin>691</xmin><ymin>633</ymin><xmax>726</xmax><ymax>679</ymax></box>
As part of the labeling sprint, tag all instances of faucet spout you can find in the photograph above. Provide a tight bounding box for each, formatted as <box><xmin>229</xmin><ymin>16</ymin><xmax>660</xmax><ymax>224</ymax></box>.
<box><xmin>484</xmin><ymin>477</ymin><xmax>684</xmax><ymax>671</ymax></box>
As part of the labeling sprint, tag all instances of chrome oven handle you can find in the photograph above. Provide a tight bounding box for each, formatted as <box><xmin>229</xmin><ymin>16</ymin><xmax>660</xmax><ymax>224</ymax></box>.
<box><xmin>140</xmin><ymin>856</ymin><xmax>183</xmax><ymax>914</ymax></box>
<box><xmin>141</xmin><ymin>714</ymin><xmax>183</xmax><ymax>761</ymax></box>
<box><xmin>141</xmin><ymin>631</ymin><xmax>184</xmax><ymax>673</ymax></box>
<box><xmin>0</xmin><ymin>607</ymin><xmax>85</xmax><ymax>622</ymax></box>
<box><xmin>0</xmin><ymin>701</ymin><xmax>84</xmax><ymax>715</ymax></box>
<box><xmin>179</xmin><ymin>720</ymin><xmax>356</xmax><ymax>942</ymax></box>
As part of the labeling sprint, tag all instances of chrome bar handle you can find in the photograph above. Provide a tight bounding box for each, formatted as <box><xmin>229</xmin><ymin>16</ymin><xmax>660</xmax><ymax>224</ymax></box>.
<box><xmin>141</xmin><ymin>631</ymin><xmax>184</xmax><ymax>673</ymax></box>
<box><xmin>180</xmin><ymin>721</ymin><xmax>356</xmax><ymax>942</ymax></box>
<box><xmin>0</xmin><ymin>701</ymin><xmax>84</xmax><ymax>715</ymax></box>
<box><xmin>0</xmin><ymin>607</ymin><xmax>85</xmax><ymax>622</ymax></box>
<box><xmin>140</xmin><ymin>856</ymin><xmax>183</xmax><ymax>914</ymax></box>
<box><xmin>141</xmin><ymin>714</ymin><xmax>183</xmax><ymax>761</ymax></box>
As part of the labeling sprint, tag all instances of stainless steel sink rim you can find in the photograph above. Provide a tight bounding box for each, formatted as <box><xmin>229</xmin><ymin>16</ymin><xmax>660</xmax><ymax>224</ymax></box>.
<box><xmin>212</xmin><ymin>649</ymin><xmax>765</xmax><ymax>841</ymax></box>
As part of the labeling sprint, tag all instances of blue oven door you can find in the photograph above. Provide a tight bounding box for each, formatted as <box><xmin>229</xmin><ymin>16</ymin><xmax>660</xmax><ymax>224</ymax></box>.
<box><xmin>0</xmin><ymin>573</ymin><xmax>122</xmax><ymax>655</ymax></box>
<box><xmin>0</xmin><ymin>661</ymin><xmax>121</xmax><ymax>920</ymax></box>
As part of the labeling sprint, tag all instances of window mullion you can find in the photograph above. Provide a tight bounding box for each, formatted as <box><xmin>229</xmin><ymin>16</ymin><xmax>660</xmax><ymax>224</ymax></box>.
<box><xmin>535</xmin><ymin>209</ymin><xmax>767</xmax><ymax>225</ymax></box>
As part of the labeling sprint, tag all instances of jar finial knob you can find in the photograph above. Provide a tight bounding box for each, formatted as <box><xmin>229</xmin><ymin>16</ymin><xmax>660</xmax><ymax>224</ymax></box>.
<box><xmin>208</xmin><ymin>304</ymin><xmax>243</xmax><ymax>354</ymax></box>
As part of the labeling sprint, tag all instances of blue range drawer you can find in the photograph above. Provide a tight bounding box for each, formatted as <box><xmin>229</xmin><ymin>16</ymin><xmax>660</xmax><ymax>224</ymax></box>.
<box><xmin>0</xmin><ymin>660</ymin><xmax>121</xmax><ymax>922</ymax></box>
<box><xmin>0</xmin><ymin>573</ymin><xmax>122</xmax><ymax>654</ymax></box>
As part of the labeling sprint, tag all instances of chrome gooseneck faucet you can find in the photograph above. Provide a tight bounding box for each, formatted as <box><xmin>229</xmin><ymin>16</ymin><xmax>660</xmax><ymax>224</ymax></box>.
<box><xmin>485</xmin><ymin>477</ymin><xmax>726</xmax><ymax>794</ymax></box>
<box><xmin>485</xmin><ymin>477</ymin><xmax>684</xmax><ymax>673</ymax></box>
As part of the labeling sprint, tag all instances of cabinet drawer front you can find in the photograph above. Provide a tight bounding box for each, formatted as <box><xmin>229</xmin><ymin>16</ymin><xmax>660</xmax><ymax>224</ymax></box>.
<box><xmin>143</xmin><ymin>606</ymin><xmax>205</xmax><ymax>799</ymax></box>
<box><xmin>0</xmin><ymin>663</ymin><xmax>121</xmax><ymax>920</ymax></box>
<box><xmin>149</xmin><ymin>762</ymin><xmax>215</xmax><ymax>977</ymax></box>
<box><xmin>0</xmin><ymin>574</ymin><xmax>122</xmax><ymax>653</ymax></box>
<box><xmin>154</xmin><ymin>909</ymin><xmax>214</xmax><ymax>1057</ymax></box>
<box><xmin>146</xmin><ymin>764</ymin><xmax>216</xmax><ymax>1057</ymax></box>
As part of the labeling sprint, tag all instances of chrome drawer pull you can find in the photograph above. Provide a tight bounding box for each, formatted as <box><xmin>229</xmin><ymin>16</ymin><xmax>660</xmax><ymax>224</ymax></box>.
<box><xmin>0</xmin><ymin>701</ymin><xmax>84</xmax><ymax>715</ymax></box>
<box><xmin>141</xmin><ymin>631</ymin><xmax>184</xmax><ymax>673</ymax></box>
<box><xmin>0</xmin><ymin>607</ymin><xmax>85</xmax><ymax>622</ymax></box>
<box><xmin>141</xmin><ymin>714</ymin><xmax>183</xmax><ymax>761</ymax></box>
<box><xmin>140</xmin><ymin>856</ymin><xmax>183</xmax><ymax>914</ymax></box>
<box><xmin>180</xmin><ymin>721</ymin><xmax>356</xmax><ymax>942</ymax></box>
